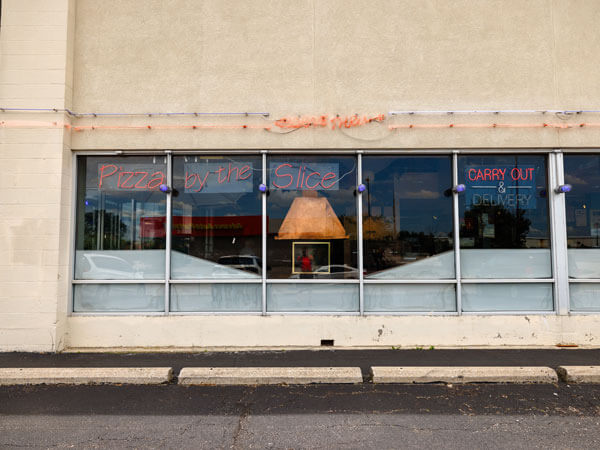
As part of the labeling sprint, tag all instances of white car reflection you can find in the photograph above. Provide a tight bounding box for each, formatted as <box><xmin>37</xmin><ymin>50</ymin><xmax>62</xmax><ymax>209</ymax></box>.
<box><xmin>290</xmin><ymin>264</ymin><xmax>359</xmax><ymax>279</ymax></box>
<box><xmin>79</xmin><ymin>254</ymin><xmax>141</xmax><ymax>279</ymax></box>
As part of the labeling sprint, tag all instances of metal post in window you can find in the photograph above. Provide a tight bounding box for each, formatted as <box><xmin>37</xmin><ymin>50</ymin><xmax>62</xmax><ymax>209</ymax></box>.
<box><xmin>549</xmin><ymin>150</ymin><xmax>570</xmax><ymax>315</ymax></box>
<box><xmin>164</xmin><ymin>151</ymin><xmax>172</xmax><ymax>315</ymax></box>
<box><xmin>357</xmin><ymin>151</ymin><xmax>364</xmax><ymax>316</ymax></box>
<box><xmin>261</xmin><ymin>151</ymin><xmax>267</xmax><ymax>316</ymax></box>
<box><xmin>452</xmin><ymin>151</ymin><xmax>462</xmax><ymax>315</ymax></box>
<box><xmin>69</xmin><ymin>153</ymin><xmax>78</xmax><ymax>315</ymax></box>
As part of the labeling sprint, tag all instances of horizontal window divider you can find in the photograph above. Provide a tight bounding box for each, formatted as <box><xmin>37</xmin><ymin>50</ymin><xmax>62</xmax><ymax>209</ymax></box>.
<box><xmin>168</xmin><ymin>311</ymin><xmax>263</xmax><ymax>316</ymax></box>
<box><xmin>363</xmin><ymin>279</ymin><xmax>457</xmax><ymax>284</ymax></box>
<box><xmin>460</xmin><ymin>278</ymin><xmax>554</xmax><ymax>284</ymax></box>
<box><xmin>169</xmin><ymin>279</ymin><xmax>262</xmax><ymax>284</ymax></box>
<box><xmin>266</xmin><ymin>149</ymin><xmax>361</xmax><ymax>154</ymax></box>
<box><xmin>265</xmin><ymin>311</ymin><xmax>361</xmax><ymax>316</ymax></box>
<box><xmin>569</xmin><ymin>311</ymin><xmax>600</xmax><ymax>315</ymax></box>
<box><xmin>266</xmin><ymin>279</ymin><xmax>360</xmax><ymax>284</ymax></box>
<box><xmin>364</xmin><ymin>311</ymin><xmax>459</xmax><ymax>316</ymax></box>
<box><xmin>568</xmin><ymin>279</ymin><xmax>600</xmax><ymax>283</ymax></box>
<box><xmin>72</xmin><ymin>279</ymin><xmax>166</xmax><ymax>284</ymax></box>
<box><xmin>70</xmin><ymin>312</ymin><xmax>167</xmax><ymax>316</ymax></box>
<box><xmin>460</xmin><ymin>310</ymin><xmax>554</xmax><ymax>315</ymax></box>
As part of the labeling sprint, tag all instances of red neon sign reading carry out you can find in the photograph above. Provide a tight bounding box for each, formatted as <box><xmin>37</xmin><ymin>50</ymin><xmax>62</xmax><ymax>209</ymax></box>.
<box><xmin>97</xmin><ymin>164</ymin><xmax>167</xmax><ymax>190</ymax></box>
<box><xmin>466</xmin><ymin>167</ymin><xmax>535</xmax><ymax>182</ymax></box>
<box><xmin>269</xmin><ymin>163</ymin><xmax>339</xmax><ymax>191</ymax></box>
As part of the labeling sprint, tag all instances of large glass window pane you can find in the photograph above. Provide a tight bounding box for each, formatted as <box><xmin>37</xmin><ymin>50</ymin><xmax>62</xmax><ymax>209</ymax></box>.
<box><xmin>171</xmin><ymin>156</ymin><xmax>262</xmax><ymax>279</ymax></box>
<box><xmin>462</xmin><ymin>283</ymin><xmax>553</xmax><ymax>312</ymax></box>
<box><xmin>362</xmin><ymin>156</ymin><xmax>454</xmax><ymax>279</ymax></box>
<box><xmin>267</xmin><ymin>156</ymin><xmax>357</xmax><ymax>280</ymax></box>
<box><xmin>564</xmin><ymin>155</ymin><xmax>600</xmax><ymax>279</ymax></box>
<box><xmin>170</xmin><ymin>284</ymin><xmax>261</xmax><ymax>312</ymax></box>
<box><xmin>569</xmin><ymin>284</ymin><xmax>600</xmax><ymax>311</ymax></box>
<box><xmin>267</xmin><ymin>283</ymin><xmax>359</xmax><ymax>312</ymax></box>
<box><xmin>459</xmin><ymin>155</ymin><xmax>551</xmax><ymax>279</ymax></box>
<box><xmin>365</xmin><ymin>284</ymin><xmax>455</xmax><ymax>312</ymax></box>
<box><xmin>73</xmin><ymin>284</ymin><xmax>164</xmax><ymax>312</ymax></box>
<box><xmin>74</xmin><ymin>156</ymin><xmax>167</xmax><ymax>280</ymax></box>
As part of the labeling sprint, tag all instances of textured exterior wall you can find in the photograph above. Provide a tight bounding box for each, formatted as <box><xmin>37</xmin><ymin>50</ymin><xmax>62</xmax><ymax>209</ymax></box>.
<box><xmin>0</xmin><ymin>0</ymin><xmax>75</xmax><ymax>351</ymax></box>
<box><xmin>70</xmin><ymin>0</ymin><xmax>600</xmax><ymax>150</ymax></box>
<box><xmin>67</xmin><ymin>315</ymin><xmax>600</xmax><ymax>349</ymax></box>
<box><xmin>2</xmin><ymin>0</ymin><xmax>600</xmax><ymax>350</ymax></box>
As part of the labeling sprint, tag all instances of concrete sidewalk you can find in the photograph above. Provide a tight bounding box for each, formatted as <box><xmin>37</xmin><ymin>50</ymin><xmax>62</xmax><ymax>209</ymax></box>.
<box><xmin>1</xmin><ymin>349</ymin><xmax>599</xmax><ymax>378</ymax></box>
<box><xmin>1</xmin><ymin>349</ymin><xmax>600</xmax><ymax>384</ymax></box>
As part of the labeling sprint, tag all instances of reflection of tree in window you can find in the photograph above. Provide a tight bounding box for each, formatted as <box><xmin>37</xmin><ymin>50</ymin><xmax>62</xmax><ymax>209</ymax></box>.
<box><xmin>461</xmin><ymin>201</ymin><xmax>532</xmax><ymax>248</ymax></box>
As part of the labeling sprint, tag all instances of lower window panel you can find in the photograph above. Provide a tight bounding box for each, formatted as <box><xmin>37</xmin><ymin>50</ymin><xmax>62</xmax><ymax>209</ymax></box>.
<box><xmin>73</xmin><ymin>284</ymin><xmax>164</xmax><ymax>312</ymax></box>
<box><xmin>170</xmin><ymin>284</ymin><xmax>262</xmax><ymax>312</ymax></box>
<box><xmin>267</xmin><ymin>283</ymin><xmax>359</xmax><ymax>312</ymax></box>
<box><xmin>364</xmin><ymin>284</ymin><xmax>456</xmax><ymax>312</ymax></box>
<box><xmin>569</xmin><ymin>284</ymin><xmax>600</xmax><ymax>312</ymax></box>
<box><xmin>461</xmin><ymin>283</ymin><xmax>553</xmax><ymax>312</ymax></box>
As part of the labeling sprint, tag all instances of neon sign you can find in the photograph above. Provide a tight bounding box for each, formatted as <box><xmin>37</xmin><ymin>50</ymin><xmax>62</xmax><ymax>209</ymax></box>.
<box><xmin>97</xmin><ymin>164</ymin><xmax>166</xmax><ymax>191</ymax></box>
<box><xmin>465</xmin><ymin>165</ymin><xmax>537</xmax><ymax>209</ymax></box>
<box><xmin>270</xmin><ymin>163</ymin><xmax>339</xmax><ymax>191</ymax></box>
<box><xmin>274</xmin><ymin>114</ymin><xmax>385</xmax><ymax>130</ymax></box>
<box><xmin>184</xmin><ymin>162</ymin><xmax>253</xmax><ymax>193</ymax></box>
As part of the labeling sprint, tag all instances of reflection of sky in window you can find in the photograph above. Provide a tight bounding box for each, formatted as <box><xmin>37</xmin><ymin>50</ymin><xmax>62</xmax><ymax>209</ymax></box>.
<box><xmin>564</xmin><ymin>155</ymin><xmax>600</xmax><ymax>241</ymax></box>
<box><xmin>362</xmin><ymin>157</ymin><xmax>452</xmax><ymax>235</ymax></box>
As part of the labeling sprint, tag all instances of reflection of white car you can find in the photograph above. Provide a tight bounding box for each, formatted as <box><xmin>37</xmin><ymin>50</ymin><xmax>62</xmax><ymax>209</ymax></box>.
<box><xmin>290</xmin><ymin>264</ymin><xmax>359</xmax><ymax>279</ymax></box>
<box><xmin>79</xmin><ymin>254</ymin><xmax>139</xmax><ymax>279</ymax></box>
<box><xmin>217</xmin><ymin>255</ymin><xmax>262</xmax><ymax>275</ymax></box>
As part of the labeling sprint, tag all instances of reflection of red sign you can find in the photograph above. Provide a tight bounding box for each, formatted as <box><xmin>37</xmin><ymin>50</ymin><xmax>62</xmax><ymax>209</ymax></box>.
<box><xmin>140</xmin><ymin>216</ymin><xmax>262</xmax><ymax>238</ymax></box>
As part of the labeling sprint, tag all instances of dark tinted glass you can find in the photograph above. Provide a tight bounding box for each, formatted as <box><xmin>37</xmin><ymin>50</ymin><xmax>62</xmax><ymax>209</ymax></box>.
<box><xmin>74</xmin><ymin>156</ymin><xmax>167</xmax><ymax>280</ymax></box>
<box><xmin>362</xmin><ymin>156</ymin><xmax>454</xmax><ymax>278</ymax></box>
<box><xmin>564</xmin><ymin>155</ymin><xmax>600</xmax><ymax>248</ymax></box>
<box><xmin>171</xmin><ymin>155</ymin><xmax>262</xmax><ymax>279</ymax></box>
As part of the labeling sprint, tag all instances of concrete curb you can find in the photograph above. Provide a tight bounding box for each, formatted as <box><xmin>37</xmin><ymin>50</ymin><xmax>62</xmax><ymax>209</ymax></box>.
<box><xmin>556</xmin><ymin>366</ymin><xmax>600</xmax><ymax>383</ymax></box>
<box><xmin>0</xmin><ymin>367</ymin><xmax>173</xmax><ymax>385</ymax></box>
<box><xmin>178</xmin><ymin>367</ymin><xmax>363</xmax><ymax>385</ymax></box>
<box><xmin>371</xmin><ymin>366</ymin><xmax>558</xmax><ymax>384</ymax></box>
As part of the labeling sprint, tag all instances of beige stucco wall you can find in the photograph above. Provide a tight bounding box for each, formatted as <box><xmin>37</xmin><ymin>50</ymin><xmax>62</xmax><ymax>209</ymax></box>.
<box><xmin>2</xmin><ymin>0</ymin><xmax>600</xmax><ymax>351</ymax></box>
<box><xmin>69</xmin><ymin>0</ymin><xmax>600</xmax><ymax>150</ymax></box>
<box><xmin>66</xmin><ymin>314</ymin><xmax>600</xmax><ymax>349</ymax></box>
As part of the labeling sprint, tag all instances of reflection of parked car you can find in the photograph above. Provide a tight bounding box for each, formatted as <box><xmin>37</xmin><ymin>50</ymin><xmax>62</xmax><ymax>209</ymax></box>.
<box><xmin>79</xmin><ymin>254</ymin><xmax>139</xmax><ymax>279</ymax></box>
<box><xmin>290</xmin><ymin>264</ymin><xmax>359</xmax><ymax>279</ymax></box>
<box><xmin>315</xmin><ymin>265</ymin><xmax>359</xmax><ymax>279</ymax></box>
<box><xmin>217</xmin><ymin>255</ymin><xmax>262</xmax><ymax>275</ymax></box>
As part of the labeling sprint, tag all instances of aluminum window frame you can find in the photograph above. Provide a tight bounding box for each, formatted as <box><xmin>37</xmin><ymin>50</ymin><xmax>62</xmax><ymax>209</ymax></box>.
<box><xmin>69</xmin><ymin>148</ymin><xmax>576</xmax><ymax>316</ymax></box>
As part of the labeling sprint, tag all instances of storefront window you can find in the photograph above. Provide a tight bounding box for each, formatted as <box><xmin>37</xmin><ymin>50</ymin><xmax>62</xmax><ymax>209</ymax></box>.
<box><xmin>73</xmin><ymin>156</ymin><xmax>167</xmax><ymax>312</ymax></box>
<box><xmin>564</xmin><ymin>154</ymin><xmax>600</xmax><ymax>311</ymax></box>
<box><xmin>362</xmin><ymin>156</ymin><xmax>454</xmax><ymax>279</ymax></box>
<box><xmin>171</xmin><ymin>156</ymin><xmax>262</xmax><ymax>280</ymax></box>
<box><xmin>459</xmin><ymin>155</ymin><xmax>551</xmax><ymax>278</ymax></box>
<box><xmin>458</xmin><ymin>155</ymin><xmax>552</xmax><ymax>311</ymax></box>
<box><xmin>74</xmin><ymin>156</ymin><xmax>167</xmax><ymax>281</ymax></box>
<box><xmin>266</xmin><ymin>156</ymin><xmax>358</xmax><ymax>311</ymax></box>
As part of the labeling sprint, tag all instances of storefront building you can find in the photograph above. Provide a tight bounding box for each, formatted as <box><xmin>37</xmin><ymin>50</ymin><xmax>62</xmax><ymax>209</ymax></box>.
<box><xmin>2</xmin><ymin>0</ymin><xmax>600</xmax><ymax>351</ymax></box>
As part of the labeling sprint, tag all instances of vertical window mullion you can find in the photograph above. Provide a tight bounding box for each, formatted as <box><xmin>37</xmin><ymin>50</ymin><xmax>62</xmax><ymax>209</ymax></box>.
<box><xmin>262</xmin><ymin>151</ymin><xmax>267</xmax><ymax>316</ymax></box>
<box><xmin>357</xmin><ymin>152</ymin><xmax>364</xmax><ymax>316</ymax></box>
<box><xmin>550</xmin><ymin>151</ymin><xmax>570</xmax><ymax>314</ymax></box>
<box><xmin>165</xmin><ymin>151</ymin><xmax>172</xmax><ymax>314</ymax></box>
<box><xmin>453</xmin><ymin>151</ymin><xmax>462</xmax><ymax>314</ymax></box>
